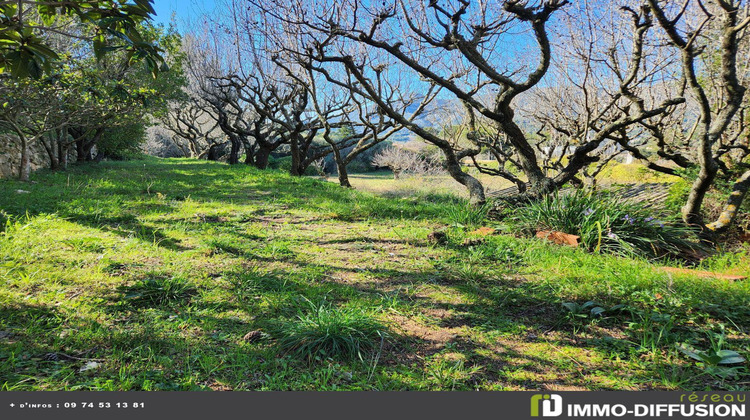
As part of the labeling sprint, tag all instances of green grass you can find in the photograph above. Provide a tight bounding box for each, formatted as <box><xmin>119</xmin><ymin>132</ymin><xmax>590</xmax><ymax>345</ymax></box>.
<box><xmin>0</xmin><ymin>157</ymin><xmax>748</xmax><ymax>391</ymax></box>
<box><xmin>598</xmin><ymin>162</ymin><xmax>681</xmax><ymax>185</ymax></box>
<box><xmin>118</xmin><ymin>275</ymin><xmax>198</xmax><ymax>308</ymax></box>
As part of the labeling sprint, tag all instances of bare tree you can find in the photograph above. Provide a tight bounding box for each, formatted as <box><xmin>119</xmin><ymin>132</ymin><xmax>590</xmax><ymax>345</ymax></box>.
<box><xmin>372</xmin><ymin>145</ymin><xmax>444</xmax><ymax>179</ymax></box>
<box><xmin>161</xmin><ymin>35</ymin><xmax>228</xmax><ymax>160</ymax></box>
<box><xmin>521</xmin><ymin>3</ymin><xmax>685</xmax><ymax>189</ymax></box>
<box><xmin>299</xmin><ymin>66</ymin><xmax>405</xmax><ymax>187</ymax></box>
<box><xmin>254</xmin><ymin>0</ymin><xmax>687</xmax><ymax>205</ymax></box>
<box><xmin>162</xmin><ymin>98</ymin><xmax>226</xmax><ymax>160</ymax></box>
<box><xmin>252</xmin><ymin>0</ymin><xmax>491</xmax><ymax>202</ymax></box>
<box><xmin>266</xmin><ymin>31</ymin><xmax>434</xmax><ymax>186</ymax></box>
<box><xmin>190</xmin><ymin>3</ymin><xmax>334</xmax><ymax>173</ymax></box>
<box><xmin>176</xmin><ymin>22</ymin><xmax>256</xmax><ymax>165</ymax></box>
<box><xmin>624</xmin><ymin>0</ymin><xmax>750</xmax><ymax>233</ymax></box>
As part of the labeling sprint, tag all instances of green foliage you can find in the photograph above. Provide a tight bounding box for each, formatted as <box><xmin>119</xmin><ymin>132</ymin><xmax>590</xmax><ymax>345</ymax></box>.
<box><xmin>509</xmin><ymin>190</ymin><xmax>701</xmax><ymax>259</ymax></box>
<box><xmin>665</xmin><ymin>179</ymin><xmax>691</xmax><ymax>214</ymax></box>
<box><xmin>267</xmin><ymin>156</ymin><xmax>292</xmax><ymax>171</ymax></box>
<box><xmin>562</xmin><ymin>301</ymin><xmax>608</xmax><ymax>319</ymax></box>
<box><xmin>678</xmin><ymin>344</ymin><xmax>745</xmax><ymax>366</ymax></box>
<box><xmin>0</xmin><ymin>0</ymin><xmax>166</xmax><ymax>79</ymax></box>
<box><xmin>561</xmin><ymin>301</ymin><xmax>626</xmax><ymax>334</ymax></box>
<box><xmin>0</xmin><ymin>20</ymin><xmax>185</xmax><ymax>178</ymax></box>
<box><xmin>668</xmin><ymin>167</ymin><xmax>750</xmax><ymax>232</ymax></box>
<box><xmin>62</xmin><ymin>237</ymin><xmax>105</xmax><ymax>253</ymax></box>
<box><xmin>626</xmin><ymin>311</ymin><xmax>677</xmax><ymax>354</ymax></box>
<box><xmin>273</xmin><ymin>298</ymin><xmax>387</xmax><ymax>361</ymax></box>
<box><xmin>97</xmin><ymin>123</ymin><xmax>147</xmax><ymax>160</ymax></box>
<box><xmin>465</xmin><ymin>240</ymin><xmax>525</xmax><ymax>268</ymax></box>
<box><xmin>678</xmin><ymin>327</ymin><xmax>747</xmax><ymax>379</ymax></box>
<box><xmin>0</xmin><ymin>210</ymin><xmax>9</xmax><ymax>233</ymax></box>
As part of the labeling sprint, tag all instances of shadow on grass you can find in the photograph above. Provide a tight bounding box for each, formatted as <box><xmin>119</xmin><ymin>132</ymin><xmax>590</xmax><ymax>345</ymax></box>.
<box><xmin>1</xmin><ymin>158</ymin><xmax>744</xmax><ymax>390</ymax></box>
<box><xmin>0</xmin><ymin>159</ymin><xmax>459</xmax><ymax>225</ymax></box>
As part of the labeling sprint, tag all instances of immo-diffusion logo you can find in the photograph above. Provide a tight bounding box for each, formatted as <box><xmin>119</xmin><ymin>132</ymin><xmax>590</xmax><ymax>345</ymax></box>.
<box><xmin>530</xmin><ymin>394</ymin><xmax>563</xmax><ymax>417</ymax></box>
<box><xmin>529</xmin><ymin>393</ymin><xmax>746</xmax><ymax>418</ymax></box>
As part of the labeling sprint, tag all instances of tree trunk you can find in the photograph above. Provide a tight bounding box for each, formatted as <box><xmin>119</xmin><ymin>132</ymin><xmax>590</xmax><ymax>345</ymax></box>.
<box><xmin>296</xmin><ymin>160</ymin><xmax>312</xmax><ymax>176</ymax></box>
<box><xmin>19</xmin><ymin>138</ymin><xmax>30</xmax><ymax>182</ymax></box>
<box><xmin>49</xmin><ymin>154</ymin><xmax>59</xmax><ymax>171</ymax></box>
<box><xmin>254</xmin><ymin>145</ymin><xmax>272</xmax><ymax>170</ymax></box>
<box><xmin>74</xmin><ymin>129</ymin><xmax>98</xmax><ymax>162</ymax></box>
<box><xmin>81</xmin><ymin>129</ymin><xmax>101</xmax><ymax>162</ymax></box>
<box><xmin>705</xmin><ymin>170</ymin><xmax>750</xmax><ymax>234</ymax></box>
<box><xmin>243</xmin><ymin>141</ymin><xmax>256</xmax><ymax>165</ymax></box>
<box><xmin>336</xmin><ymin>153</ymin><xmax>351</xmax><ymax>188</ymax></box>
<box><xmin>60</xmin><ymin>142</ymin><xmax>69</xmax><ymax>169</ymax></box>
<box><xmin>499</xmin><ymin>112</ymin><xmax>551</xmax><ymax>195</ymax></box>
<box><xmin>76</xmin><ymin>139</ymin><xmax>86</xmax><ymax>162</ymax></box>
<box><xmin>57</xmin><ymin>139</ymin><xmax>65</xmax><ymax>169</ymax></box>
<box><xmin>290</xmin><ymin>136</ymin><xmax>302</xmax><ymax>176</ymax></box>
<box><xmin>83</xmin><ymin>141</ymin><xmax>96</xmax><ymax>161</ymax></box>
<box><xmin>43</xmin><ymin>136</ymin><xmax>59</xmax><ymax>171</ymax></box>
<box><xmin>207</xmin><ymin>144</ymin><xmax>219</xmax><ymax>161</ymax></box>
<box><xmin>442</xmin><ymin>146</ymin><xmax>485</xmax><ymax>206</ymax></box>
<box><xmin>228</xmin><ymin>137</ymin><xmax>241</xmax><ymax>165</ymax></box>
<box><xmin>682</xmin><ymin>158</ymin><xmax>718</xmax><ymax>228</ymax></box>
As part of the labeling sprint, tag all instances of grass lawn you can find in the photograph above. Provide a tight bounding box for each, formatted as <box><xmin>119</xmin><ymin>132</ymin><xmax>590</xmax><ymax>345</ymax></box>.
<box><xmin>328</xmin><ymin>171</ymin><xmax>516</xmax><ymax>199</ymax></box>
<box><xmin>0</xmin><ymin>158</ymin><xmax>748</xmax><ymax>391</ymax></box>
<box><xmin>337</xmin><ymin>162</ymin><xmax>680</xmax><ymax>201</ymax></box>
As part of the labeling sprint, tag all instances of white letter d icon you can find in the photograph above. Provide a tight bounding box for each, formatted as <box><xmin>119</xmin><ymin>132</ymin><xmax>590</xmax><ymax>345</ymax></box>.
<box><xmin>542</xmin><ymin>395</ymin><xmax>563</xmax><ymax>417</ymax></box>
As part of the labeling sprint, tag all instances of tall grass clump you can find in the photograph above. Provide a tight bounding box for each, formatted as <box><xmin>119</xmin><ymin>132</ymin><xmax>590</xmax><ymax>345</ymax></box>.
<box><xmin>445</xmin><ymin>203</ymin><xmax>491</xmax><ymax>228</ymax></box>
<box><xmin>508</xmin><ymin>190</ymin><xmax>700</xmax><ymax>259</ymax></box>
<box><xmin>273</xmin><ymin>298</ymin><xmax>387</xmax><ymax>361</ymax></box>
<box><xmin>119</xmin><ymin>276</ymin><xmax>198</xmax><ymax>307</ymax></box>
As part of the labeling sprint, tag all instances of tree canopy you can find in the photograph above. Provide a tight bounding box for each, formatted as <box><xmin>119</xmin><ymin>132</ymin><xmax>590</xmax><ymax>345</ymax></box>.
<box><xmin>0</xmin><ymin>0</ymin><xmax>165</xmax><ymax>78</ymax></box>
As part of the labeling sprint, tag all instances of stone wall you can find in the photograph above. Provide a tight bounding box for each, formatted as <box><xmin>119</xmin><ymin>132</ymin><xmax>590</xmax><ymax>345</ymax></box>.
<box><xmin>0</xmin><ymin>135</ymin><xmax>53</xmax><ymax>179</ymax></box>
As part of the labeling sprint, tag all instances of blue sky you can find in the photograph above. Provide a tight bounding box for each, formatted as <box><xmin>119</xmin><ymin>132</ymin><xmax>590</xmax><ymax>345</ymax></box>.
<box><xmin>152</xmin><ymin>0</ymin><xmax>217</xmax><ymax>29</ymax></box>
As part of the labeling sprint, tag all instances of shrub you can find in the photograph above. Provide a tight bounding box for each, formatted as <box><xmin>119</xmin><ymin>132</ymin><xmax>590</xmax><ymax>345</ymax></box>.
<box><xmin>98</xmin><ymin>123</ymin><xmax>147</xmax><ymax>160</ymax></box>
<box><xmin>335</xmin><ymin>140</ymin><xmax>392</xmax><ymax>173</ymax></box>
<box><xmin>664</xmin><ymin>179</ymin><xmax>691</xmax><ymax>215</ymax></box>
<box><xmin>267</xmin><ymin>156</ymin><xmax>291</xmax><ymax>171</ymax></box>
<box><xmin>273</xmin><ymin>298</ymin><xmax>387</xmax><ymax>361</ymax></box>
<box><xmin>509</xmin><ymin>190</ymin><xmax>701</xmax><ymax>259</ymax></box>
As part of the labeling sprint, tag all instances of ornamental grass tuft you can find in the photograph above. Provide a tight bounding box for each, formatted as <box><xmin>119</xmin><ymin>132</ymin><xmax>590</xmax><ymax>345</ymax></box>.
<box><xmin>508</xmin><ymin>190</ymin><xmax>702</xmax><ymax>259</ymax></box>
